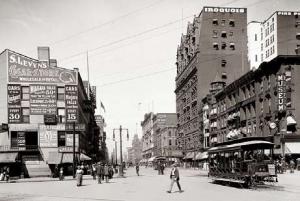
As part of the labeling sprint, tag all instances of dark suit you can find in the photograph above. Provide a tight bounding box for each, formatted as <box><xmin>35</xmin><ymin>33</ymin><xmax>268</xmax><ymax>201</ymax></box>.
<box><xmin>169</xmin><ymin>167</ymin><xmax>181</xmax><ymax>192</ymax></box>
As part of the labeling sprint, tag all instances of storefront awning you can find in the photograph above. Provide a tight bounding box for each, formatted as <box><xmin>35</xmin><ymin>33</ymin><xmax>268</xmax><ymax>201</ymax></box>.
<box><xmin>80</xmin><ymin>153</ymin><xmax>91</xmax><ymax>161</ymax></box>
<box><xmin>0</xmin><ymin>152</ymin><xmax>18</xmax><ymax>163</ymax></box>
<box><xmin>62</xmin><ymin>153</ymin><xmax>75</xmax><ymax>163</ymax></box>
<box><xmin>47</xmin><ymin>152</ymin><xmax>62</xmax><ymax>164</ymax></box>
<box><xmin>287</xmin><ymin>116</ymin><xmax>297</xmax><ymax>126</ymax></box>
<box><xmin>148</xmin><ymin>156</ymin><xmax>156</xmax><ymax>162</ymax></box>
<box><xmin>195</xmin><ymin>152</ymin><xmax>208</xmax><ymax>161</ymax></box>
<box><xmin>286</xmin><ymin>143</ymin><xmax>300</xmax><ymax>154</ymax></box>
<box><xmin>183</xmin><ymin>152</ymin><xmax>195</xmax><ymax>160</ymax></box>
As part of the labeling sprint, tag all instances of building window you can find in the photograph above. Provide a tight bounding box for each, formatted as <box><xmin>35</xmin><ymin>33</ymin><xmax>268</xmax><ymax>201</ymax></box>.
<box><xmin>260</xmin><ymin>80</ymin><xmax>263</xmax><ymax>92</ymax></box>
<box><xmin>212</xmin><ymin>19</ymin><xmax>218</xmax><ymax>25</ymax></box>
<box><xmin>213</xmin><ymin>43</ymin><xmax>219</xmax><ymax>50</ymax></box>
<box><xmin>22</xmin><ymin>108</ymin><xmax>30</xmax><ymax>123</ymax></box>
<box><xmin>58</xmin><ymin>131</ymin><xmax>66</xmax><ymax>147</ymax></box>
<box><xmin>221</xmin><ymin>42</ymin><xmax>226</xmax><ymax>50</ymax></box>
<box><xmin>213</xmin><ymin>30</ymin><xmax>218</xmax><ymax>38</ymax></box>
<box><xmin>261</xmin><ymin>43</ymin><xmax>263</xmax><ymax>51</ymax></box>
<box><xmin>255</xmin><ymin>34</ymin><xmax>257</xmax><ymax>41</ymax></box>
<box><xmin>57</xmin><ymin>108</ymin><xmax>66</xmax><ymax>123</ymax></box>
<box><xmin>221</xmin><ymin>19</ymin><xmax>225</xmax><ymax>26</ymax></box>
<box><xmin>255</xmin><ymin>54</ymin><xmax>258</xmax><ymax>62</ymax></box>
<box><xmin>296</xmin><ymin>33</ymin><xmax>300</xmax><ymax>40</ymax></box>
<box><xmin>221</xmin><ymin>59</ymin><xmax>227</xmax><ymax>67</ymax></box>
<box><xmin>57</xmin><ymin>87</ymin><xmax>65</xmax><ymax>100</ymax></box>
<box><xmin>221</xmin><ymin>31</ymin><xmax>227</xmax><ymax>38</ymax></box>
<box><xmin>169</xmin><ymin>139</ymin><xmax>172</xmax><ymax>146</ymax></box>
<box><xmin>261</xmin><ymin>53</ymin><xmax>263</xmax><ymax>62</ymax></box>
<box><xmin>295</xmin><ymin>21</ymin><xmax>300</xmax><ymax>28</ymax></box>
<box><xmin>221</xmin><ymin>72</ymin><xmax>227</xmax><ymax>79</ymax></box>
<box><xmin>229</xmin><ymin>43</ymin><xmax>235</xmax><ymax>50</ymax></box>
<box><xmin>168</xmin><ymin>131</ymin><xmax>171</xmax><ymax>137</ymax></box>
<box><xmin>21</xmin><ymin>86</ymin><xmax>30</xmax><ymax>100</ymax></box>
<box><xmin>229</xmin><ymin>20</ymin><xmax>235</xmax><ymax>27</ymax></box>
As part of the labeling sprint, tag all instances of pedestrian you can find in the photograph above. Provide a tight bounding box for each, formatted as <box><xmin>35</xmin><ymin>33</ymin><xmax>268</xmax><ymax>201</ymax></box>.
<box><xmin>92</xmin><ymin>163</ymin><xmax>96</xmax><ymax>180</ymax></box>
<box><xmin>108</xmin><ymin>164</ymin><xmax>114</xmax><ymax>179</ymax></box>
<box><xmin>290</xmin><ymin>160</ymin><xmax>295</xmax><ymax>173</ymax></box>
<box><xmin>96</xmin><ymin>162</ymin><xmax>102</xmax><ymax>184</ymax></box>
<box><xmin>59</xmin><ymin>167</ymin><xmax>64</xmax><ymax>181</ymax></box>
<box><xmin>167</xmin><ymin>163</ymin><xmax>183</xmax><ymax>193</ymax></box>
<box><xmin>76</xmin><ymin>166</ymin><xmax>84</xmax><ymax>187</ymax></box>
<box><xmin>136</xmin><ymin>163</ymin><xmax>140</xmax><ymax>176</ymax></box>
<box><xmin>161</xmin><ymin>163</ymin><xmax>165</xmax><ymax>175</ymax></box>
<box><xmin>104</xmin><ymin>164</ymin><xmax>109</xmax><ymax>183</ymax></box>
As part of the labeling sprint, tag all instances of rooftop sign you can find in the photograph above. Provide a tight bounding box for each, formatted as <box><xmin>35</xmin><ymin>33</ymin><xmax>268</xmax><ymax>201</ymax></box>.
<box><xmin>204</xmin><ymin>7</ymin><xmax>246</xmax><ymax>13</ymax></box>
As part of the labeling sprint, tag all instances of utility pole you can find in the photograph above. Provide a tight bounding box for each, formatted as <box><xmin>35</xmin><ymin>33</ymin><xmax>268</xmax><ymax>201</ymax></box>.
<box><xmin>113</xmin><ymin>125</ymin><xmax>129</xmax><ymax>177</ymax></box>
<box><xmin>73</xmin><ymin>121</ymin><xmax>76</xmax><ymax>178</ymax></box>
<box><xmin>115</xmin><ymin>140</ymin><xmax>118</xmax><ymax>165</ymax></box>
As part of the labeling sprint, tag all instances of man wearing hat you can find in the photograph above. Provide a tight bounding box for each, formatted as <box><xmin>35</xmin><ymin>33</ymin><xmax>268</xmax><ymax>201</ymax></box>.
<box><xmin>167</xmin><ymin>163</ymin><xmax>183</xmax><ymax>193</ymax></box>
<box><xmin>96</xmin><ymin>162</ymin><xmax>104</xmax><ymax>184</ymax></box>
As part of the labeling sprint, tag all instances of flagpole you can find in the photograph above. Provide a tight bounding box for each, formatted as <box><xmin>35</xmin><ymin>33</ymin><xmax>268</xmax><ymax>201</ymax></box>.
<box><xmin>87</xmin><ymin>51</ymin><xmax>90</xmax><ymax>97</ymax></box>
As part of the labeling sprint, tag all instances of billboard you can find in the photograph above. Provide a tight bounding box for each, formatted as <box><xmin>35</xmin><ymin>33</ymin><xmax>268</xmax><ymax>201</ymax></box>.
<box><xmin>66</xmin><ymin>133</ymin><xmax>79</xmax><ymax>147</ymax></box>
<box><xmin>8</xmin><ymin>108</ymin><xmax>22</xmax><ymax>123</ymax></box>
<box><xmin>8</xmin><ymin>51</ymin><xmax>77</xmax><ymax>84</ymax></box>
<box><xmin>277</xmin><ymin>74</ymin><xmax>286</xmax><ymax>112</ymax></box>
<box><xmin>30</xmin><ymin>85</ymin><xmax>57</xmax><ymax>115</ymax></box>
<box><xmin>65</xmin><ymin>85</ymin><xmax>78</xmax><ymax>122</ymax></box>
<box><xmin>39</xmin><ymin>129</ymin><xmax>58</xmax><ymax>147</ymax></box>
<box><xmin>7</xmin><ymin>84</ymin><xmax>21</xmax><ymax>107</ymax></box>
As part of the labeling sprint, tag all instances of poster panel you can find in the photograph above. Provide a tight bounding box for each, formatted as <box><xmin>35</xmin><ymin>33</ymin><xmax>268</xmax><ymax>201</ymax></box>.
<box><xmin>65</xmin><ymin>85</ymin><xmax>78</xmax><ymax>122</ymax></box>
<box><xmin>30</xmin><ymin>85</ymin><xmax>57</xmax><ymax>115</ymax></box>
<box><xmin>7</xmin><ymin>84</ymin><xmax>21</xmax><ymax>107</ymax></box>
<box><xmin>8</xmin><ymin>108</ymin><xmax>22</xmax><ymax>123</ymax></box>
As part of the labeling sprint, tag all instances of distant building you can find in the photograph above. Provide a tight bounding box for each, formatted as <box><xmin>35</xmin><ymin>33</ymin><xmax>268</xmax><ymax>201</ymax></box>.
<box><xmin>0</xmin><ymin>47</ymin><xmax>99</xmax><ymax>177</ymax></box>
<box><xmin>141</xmin><ymin>113</ymin><xmax>154</xmax><ymax>159</ymax></box>
<box><xmin>131</xmin><ymin>134</ymin><xmax>142</xmax><ymax>164</ymax></box>
<box><xmin>248</xmin><ymin>11</ymin><xmax>300</xmax><ymax>69</ymax></box>
<box><xmin>175</xmin><ymin>6</ymin><xmax>248</xmax><ymax>156</ymax></box>
<box><xmin>95</xmin><ymin>115</ymin><xmax>108</xmax><ymax>161</ymax></box>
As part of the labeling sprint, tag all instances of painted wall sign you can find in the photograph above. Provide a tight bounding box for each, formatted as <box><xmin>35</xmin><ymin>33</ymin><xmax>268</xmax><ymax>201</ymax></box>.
<box><xmin>277</xmin><ymin>74</ymin><xmax>286</xmax><ymax>112</ymax></box>
<box><xmin>65</xmin><ymin>85</ymin><xmax>78</xmax><ymax>123</ymax></box>
<box><xmin>17</xmin><ymin>131</ymin><xmax>26</xmax><ymax>147</ymax></box>
<box><xmin>7</xmin><ymin>84</ymin><xmax>21</xmax><ymax>107</ymax></box>
<box><xmin>8</xmin><ymin>51</ymin><xmax>77</xmax><ymax>84</ymax></box>
<box><xmin>30</xmin><ymin>85</ymin><xmax>57</xmax><ymax>115</ymax></box>
<box><xmin>8</xmin><ymin>108</ymin><xmax>22</xmax><ymax>123</ymax></box>
<box><xmin>204</xmin><ymin>7</ymin><xmax>246</xmax><ymax>13</ymax></box>
<box><xmin>66</xmin><ymin>133</ymin><xmax>79</xmax><ymax>147</ymax></box>
<box><xmin>39</xmin><ymin>129</ymin><xmax>58</xmax><ymax>147</ymax></box>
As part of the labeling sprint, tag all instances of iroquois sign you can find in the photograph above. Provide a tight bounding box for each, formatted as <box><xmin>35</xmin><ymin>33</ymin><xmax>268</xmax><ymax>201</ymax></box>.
<box><xmin>8</xmin><ymin>51</ymin><xmax>77</xmax><ymax>84</ymax></box>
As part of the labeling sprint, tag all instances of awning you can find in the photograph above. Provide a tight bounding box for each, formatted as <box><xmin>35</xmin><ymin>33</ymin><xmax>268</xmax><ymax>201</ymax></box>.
<box><xmin>226</xmin><ymin>131</ymin><xmax>233</xmax><ymax>138</ymax></box>
<box><xmin>0</xmin><ymin>153</ymin><xmax>18</xmax><ymax>163</ymax></box>
<box><xmin>62</xmin><ymin>153</ymin><xmax>75</xmax><ymax>163</ymax></box>
<box><xmin>195</xmin><ymin>152</ymin><xmax>208</xmax><ymax>161</ymax></box>
<box><xmin>183</xmin><ymin>152</ymin><xmax>195</xmax><ymax>160</ymax></box>
<box><xmin>286</xmin><ymin>143</ymin><xmax>300</xmax><ymax>154</ymax></box>
<box><xmin>80</xmin><ymin>153</ymin><xmax>91</xmax><ymax>161</ymax></box>
<box><xmin>148</xmin><ymin>156</ymin><xmax>156</xmax><ymax>162</ymax></box>
<box><xmin>287</xmin><ymin>116</ymin><xmax>297</xmax><ymax>126</ymax></box>
<box><xmin>47</xmin><ymin>152</ymin><xmax>62</xmax><ymax>164</ymax></box>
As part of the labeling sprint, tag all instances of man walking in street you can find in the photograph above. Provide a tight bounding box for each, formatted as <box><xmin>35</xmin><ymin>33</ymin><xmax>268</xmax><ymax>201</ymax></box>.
<box><xmin>96</xmin><ymin>162</ymin><xmax>104</xmax><ymax>184</ymax></box>
<box><xmin>136</xmin><ymin>163</ymin><xmax>140</xmax><ymax>176</ymax></box>
<box><xmin>167</xmin><ymin>163</ymin><xmax>183</xmax><ymax>193</ymax></box>
<box><xmin>104</xmin><ymin>164</ymin><xmax>109</xmax><ymax>183</ymax></box>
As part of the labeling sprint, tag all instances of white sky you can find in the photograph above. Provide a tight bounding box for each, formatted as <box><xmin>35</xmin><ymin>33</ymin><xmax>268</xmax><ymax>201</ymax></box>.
<box><xmin>1</xmin><ymin>0</ymin><xmax>299</xmax><ymax>154</ymax></box>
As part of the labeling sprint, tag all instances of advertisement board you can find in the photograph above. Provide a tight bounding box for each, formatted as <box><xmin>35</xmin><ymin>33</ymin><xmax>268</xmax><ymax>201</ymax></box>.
<box><xmin>8</xmin><ymin>51</ymin><xmax>77</xmax><ymax>84</ymax></box>
<box><xmin>30</xmin><ymin>85</ymin><xmax>57</xmax><ymax>115</ymax></box>
<box><xmin>8</xmin><ymin>108</ymin><xmax>22</xmax><ymax>123</ymax></box>
<box><xmin>17</xmin><ymin>131</ymin><xmax>26</xmax><ymax>147</ymax></box>
<box><xmin>65</xmin><ymin>85</ymin><xmax>78</xmax><ymax>122</ymax></box>
<box><xmin>277</xmin><ymin>74</ymin><xmax>286</xmax><ymax>112</ymax></box>
<box><xmin>66</xmin><ymin>133</ymin><xmax>79</xmax><ymax>147</ymax></box>
<box><xmin>7</xmin><ymin>84</ymin><xmax>21</xmax><ymax>107</ymax></box>
<box><xmin>39</xmin><ymin>129</ymin><xmax>58</xmax><ymax>147</ymax></box>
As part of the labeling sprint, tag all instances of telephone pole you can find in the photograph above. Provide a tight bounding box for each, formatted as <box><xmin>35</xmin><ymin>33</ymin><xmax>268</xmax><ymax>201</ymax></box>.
<box><xmin>113</xmin><ymin>125</ymin><xmax>129</xmax><ymax>177</ymax></box>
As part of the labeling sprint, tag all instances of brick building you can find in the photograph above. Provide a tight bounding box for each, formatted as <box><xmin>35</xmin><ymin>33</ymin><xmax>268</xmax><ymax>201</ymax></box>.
<box><xmin>0</xmin><ymin>47</ymin><xmax>100</xmax><ymax>177</ymax></box>
<box><xmin>175</xmin><ymin>6</ymin><xmax>248</xmax><ymax>156</ymax></box>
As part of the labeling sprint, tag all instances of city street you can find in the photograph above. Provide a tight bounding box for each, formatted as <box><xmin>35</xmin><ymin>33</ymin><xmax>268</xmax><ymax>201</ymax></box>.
<box><xmin>0</xmin><ymin>167</ymin><xmax>300</xmax><ymax>201</ymax></box>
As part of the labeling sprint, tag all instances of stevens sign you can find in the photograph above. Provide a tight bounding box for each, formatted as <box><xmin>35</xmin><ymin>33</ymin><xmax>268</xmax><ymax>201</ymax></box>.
<box><xmin>8</xmin><ymin>51</ymin><xmax>77</xmax><ymax>84</ymax></box>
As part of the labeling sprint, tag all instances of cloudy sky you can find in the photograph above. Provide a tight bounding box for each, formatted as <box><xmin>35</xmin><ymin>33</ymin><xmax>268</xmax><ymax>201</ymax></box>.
<box><xmin>1</xmin><ymin>0</ymin><xmax>299</xmax><ymax>154</ymax></box>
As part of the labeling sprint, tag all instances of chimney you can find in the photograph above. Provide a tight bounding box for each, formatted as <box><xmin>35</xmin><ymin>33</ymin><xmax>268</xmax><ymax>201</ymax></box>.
<box><xmin>37</xmin><ymin>47</ymin><xmax>50</xmax><ymax>61</ymax></box>
<box><xmin>49</xmin><ymin>59</ymin><xmax>57</xmax><ymax>67</ymax></box>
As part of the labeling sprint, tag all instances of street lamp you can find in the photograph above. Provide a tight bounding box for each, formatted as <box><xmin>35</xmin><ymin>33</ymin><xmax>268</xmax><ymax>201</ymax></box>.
<box><xmin>113</xmin><ymin>125</ymin><xmax>129</xmax><ymax>177</ymax></box>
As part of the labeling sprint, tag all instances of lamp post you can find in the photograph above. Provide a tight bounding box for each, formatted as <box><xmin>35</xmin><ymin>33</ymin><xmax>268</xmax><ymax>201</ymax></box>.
<box><xmin>113</xmin><ymin>125</ymin><xmax>129</xmax><ymax>177</ymax></box>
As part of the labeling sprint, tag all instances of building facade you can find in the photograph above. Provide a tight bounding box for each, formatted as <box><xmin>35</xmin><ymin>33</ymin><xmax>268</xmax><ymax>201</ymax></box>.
<box><xmin>248</xmin><ymin>11</ymin><xmax>300</xmax><ymax>69</ymax></box>
<box><xmin>209</xmin><ymin>55</ymin><xmax>300</xmax><ymax>156</ymax></box>
<box><xmin>131</xmin><ymin>134</ymin><xmax>142</xmax><ymax>164</ymax></box>
<box><xmin>0</xmin><ymin>47</ymin><xmax>100</xmax><ymax>177</ymax></box>
<box><xmin>141</xmin><ymin>113</ymin><xmax>154</xmax><ymax>159</ymax></box>
<box><xmin>175</xmin><ymin>6</ymin><xmax>248</xmax><ymax>156</ymax></box>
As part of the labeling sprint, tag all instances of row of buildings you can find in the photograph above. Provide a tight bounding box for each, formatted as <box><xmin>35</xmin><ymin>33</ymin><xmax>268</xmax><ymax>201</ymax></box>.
<box><xmin>175</xmin><ymin>7</ymin><xmax>300</xmax><ymax>161</ymax></box>
<box><xmin>0</xmin><ymin>47</ymin><xmax>107</xmax><ymax>177</ymax></box>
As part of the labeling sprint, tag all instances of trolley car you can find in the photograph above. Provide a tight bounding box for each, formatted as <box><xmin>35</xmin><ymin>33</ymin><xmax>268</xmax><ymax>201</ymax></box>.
<box><xmin>208</xmin><ymin>138</ymin><xmax>277</xmax><ymax>187</ymax></box>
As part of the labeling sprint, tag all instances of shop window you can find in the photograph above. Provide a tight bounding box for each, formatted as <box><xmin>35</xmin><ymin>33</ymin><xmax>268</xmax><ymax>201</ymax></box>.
<box><xmin>57</xmin><ymin>87</ymin><xmax>65</xmax><ymax>100</ymax></box>
<box><xmin>221</xmin><ymin>42</ymin><xmax>226</xmax><ymax>50</ymax></box>
<box><xmin>229</xmin><ymin>43</ymin><xmax>235</xmax><ymax>50</ymax></box>
<box><xmin>213</xmin><ymin>43</ymin><xmax>219</xmax><ymax>50</ymax></box>
<box><xmin>212</xmin><ymin>19</ymin><xmax>218</xmax><ymax>25</ymax></box>
<box><xmin>58</xmin><ymin>131</ymin><xmax>66</xmax><ymax>147</ymax></box>
<box><xmin>22</xmin><ymin>108</ymin><xmax>30</xmax><ymax>123</ymax></box>
<box><xmin>229</xmin><ymin>20</ymin><xmax>235</xmax><ymax>27</ymax></box>
<box><xmin>21</xmin><ymin>86</ymin><xmax>29</xmax><ymax>100</ymax></box>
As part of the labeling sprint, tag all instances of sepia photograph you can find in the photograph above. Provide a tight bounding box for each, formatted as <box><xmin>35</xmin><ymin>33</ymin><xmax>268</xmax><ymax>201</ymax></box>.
<box><xmin>0</xmin><ymin>0</ymin><xmax>300</xmax><ymax>200</ymax></box>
